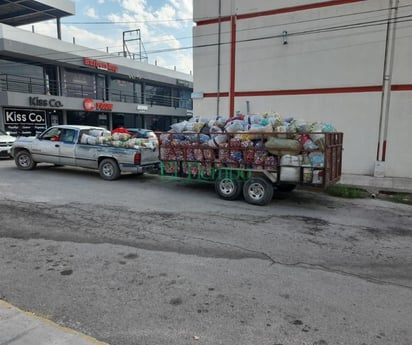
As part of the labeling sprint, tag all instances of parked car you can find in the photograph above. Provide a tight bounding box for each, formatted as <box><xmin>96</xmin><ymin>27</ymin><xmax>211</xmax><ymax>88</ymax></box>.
<box><xmin>127</xmin><ymin>128</ymin><xmax>157</xmax><ymax>139</ymax></box>
<box><xmin>0</xmin><ymin>129</ymin><xmax>16</xmax><ymax>158</ymax></box>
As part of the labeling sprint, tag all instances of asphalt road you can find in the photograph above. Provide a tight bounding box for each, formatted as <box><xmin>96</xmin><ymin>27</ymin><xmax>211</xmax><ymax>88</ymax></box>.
<box><xmin>0</xmin><ymin>158</ymin><xmax>411</xmax><ymax>345</ymax></box>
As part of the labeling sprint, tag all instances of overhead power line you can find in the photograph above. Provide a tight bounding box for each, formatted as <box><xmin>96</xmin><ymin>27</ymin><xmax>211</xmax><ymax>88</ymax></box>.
<box><xmin>65</xmin><ymin>18</ymin><xmax>193</xmax><ymax>25</ymax></box>
<box><xmin>42</xmin><ymin>4</ymin><xmax>412</xmax><ymax>51</ymax></box>
<box><xmin>130</xmin><ymin>15</ymin><xmax>412</xmax><ymax>55</ymax></box>
<box><xmin>61</xmin><ymin>4</ymin><xmax>412</xmax><ymax>27</ymax></box>
<box><xmin>1</xmin><ymin>5</ymin><xmax>411</xmax><ymax>69</ymax></box>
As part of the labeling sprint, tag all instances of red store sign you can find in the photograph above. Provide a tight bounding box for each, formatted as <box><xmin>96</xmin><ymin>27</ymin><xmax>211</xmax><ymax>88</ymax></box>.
<box><xmin>83</xmin><ymin>57</ymin><xmax>118</xmax><ymax>73</ymax></box>
<box><xmin>83</xmin><ymin>98</ymin><xmax>114</xmax><ymax>112</ymax></box>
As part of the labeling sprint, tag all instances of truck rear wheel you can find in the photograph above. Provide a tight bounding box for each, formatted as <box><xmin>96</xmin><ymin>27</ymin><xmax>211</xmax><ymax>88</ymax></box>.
<box><xmin>215</xmin><ymin>176</ymin><xmax>243</xmax><ymax>200</ymax></box>
<box><xmin>243</xmin><ymin>177</ymin><xmax>273</xmax><ymax>206</ymax></box>
<box><xmin>15</xmin><ymin>150</ymin><xmax>37</xmax><ymax>170</ymax></box>
<box><xmin>99</xmin><ymin>158</ymin><xmax>120</xmax><ymax>180</ymax></box>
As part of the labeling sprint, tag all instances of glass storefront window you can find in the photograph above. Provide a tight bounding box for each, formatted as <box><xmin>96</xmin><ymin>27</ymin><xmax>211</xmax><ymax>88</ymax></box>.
<box><xmin>144</xmin><ymin>84</ymin><xmax>171</xmax><ymax>107</ymax></box>
<box><xmin>96</xmin><ymin>75</ymin><xmax>107</xmax><ymax>100</ymax></box>
<box><xmin>171</xmin><ymin>88</ymin><xmax>193</xmax><ymax>110</ymax></box>
<box><xmin>135</xmin><ymin>83</ymin><xmax>142</xmax><ymax>103</ymax></box>
<box><xmin>0</xmin><ymin>59</ymin><xmax>44</xmax><ymax>94</ymax></box>
<box><xmin>111</xmin><ymin>78</ymin><xmax>135</xmax><ymax>103</ymax></box>
<box><xmin>67</xmin><ymin>111</ymin><xmax>99</xmax><ymax>126</ymax></box>
<box><xmin>178</xmin><ymin>89</ymin><xmax>193</xmax><ymax>110</ymax></box>
<box><xmin>63</xmin><ymin>69</ymin><xmax>95</xmax><ymax>98</ymax></box>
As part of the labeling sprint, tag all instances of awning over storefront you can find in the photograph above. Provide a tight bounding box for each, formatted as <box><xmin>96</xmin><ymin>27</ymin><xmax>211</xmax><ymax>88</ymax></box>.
<box><xmin>0</xmin><ymin>0</ymin><xmax>74</xmax><ymax>26</ymax></box>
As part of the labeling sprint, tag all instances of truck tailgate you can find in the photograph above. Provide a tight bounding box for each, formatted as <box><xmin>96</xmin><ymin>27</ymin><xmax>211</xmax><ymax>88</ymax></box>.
<box><xmin>141</xmin><ymin>146</ymin><xmax>159</xmax><ymax>165</ymax></box>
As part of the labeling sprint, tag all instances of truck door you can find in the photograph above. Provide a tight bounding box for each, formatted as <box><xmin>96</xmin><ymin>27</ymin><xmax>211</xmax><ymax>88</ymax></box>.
<box><xmin>74</xmin><ymin>129</ymin><xmax>99</xmax><ymax>169</ymax></box>
<box><xmin>58</xmin><ymin>129</ymin><xmax>76</xmax><ymax>165</ymax></box>
<box><xmin>31</xmin><ymin>127</ymin><xmax>62</xmax><ymax>165</ymax></box>
<box><xmin>32</xmin><ymin>127</ymin><xmax>76</xmax><ymax>165</ymax></box>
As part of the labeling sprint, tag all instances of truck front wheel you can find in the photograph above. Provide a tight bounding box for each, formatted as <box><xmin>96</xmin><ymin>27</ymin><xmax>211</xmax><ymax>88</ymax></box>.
<box><xmin>15</xmin><ymin>150</ymin><xmax>37</xmax><ymax>170</ymax></box>
<box><xmin>215</xmin><ymin>176</ymin><xmax>243</xmax><ymax>200</ymax></box>
<box><xmin>99</xmin><ymin>158</ymin><xmax>121</xmax><ymax>180</ymax></box>
<box><xmin>243</xmin><ymin>177</ymin><xmax>274</xmax><ymax>206</ymax></box>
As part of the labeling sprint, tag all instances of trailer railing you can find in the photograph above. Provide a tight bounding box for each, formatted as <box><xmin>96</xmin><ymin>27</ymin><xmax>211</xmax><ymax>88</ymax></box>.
<box><xmin>158</xmin><ymin>131</ymin><xmax>343</xmax><ymax>187</ymax></box>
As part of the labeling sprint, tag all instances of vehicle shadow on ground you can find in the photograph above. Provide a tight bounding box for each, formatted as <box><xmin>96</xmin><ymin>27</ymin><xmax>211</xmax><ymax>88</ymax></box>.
<box><xmin>21</xmin><ymin>164</ymin><xmax>162</xmax><ymax>182</ymax></box>
<box><xmin>151</xmin><ymin>176</ymin><xmax>299</xmax><ymax>202</ymax></box>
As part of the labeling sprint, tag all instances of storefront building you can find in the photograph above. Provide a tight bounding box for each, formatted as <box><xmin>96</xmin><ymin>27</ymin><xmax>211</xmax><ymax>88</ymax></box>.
<box><xmin>0</xmin><ymin>1</ymin><xmax>193</xmax><ymax>137</ymax></box>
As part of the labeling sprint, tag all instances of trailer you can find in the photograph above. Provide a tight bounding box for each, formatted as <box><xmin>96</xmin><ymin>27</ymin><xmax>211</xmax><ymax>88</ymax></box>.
<box><xmin>158</xmin><ymin>131</ymin><xmax>343</xmax><ymax>206</ymax></box>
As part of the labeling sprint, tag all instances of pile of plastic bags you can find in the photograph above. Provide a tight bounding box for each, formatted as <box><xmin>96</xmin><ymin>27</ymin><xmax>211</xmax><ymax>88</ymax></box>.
<box><xmin>164</xmin><ymin>113</ymin><xmax>336</xmax><ymax>149</ymax></box>
<box><xmin>164</xmin><ymin>111</ymin><xmax>333</xmax><ymax>147</ymax></box>
<box><xmin>159</xmin><ymin>113</ymin><xmax>338</xmax><ymax>183</ymax></box>
<box><xmin>79</xmin><ymin>128</ymin><xmax>157</xmax><ymax>150</ymax></box>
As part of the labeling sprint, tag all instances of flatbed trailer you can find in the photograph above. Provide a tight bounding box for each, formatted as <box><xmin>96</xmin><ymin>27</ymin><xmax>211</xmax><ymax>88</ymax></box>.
<box><xmin>158</xmin><ymin>131</ymin><xmax>343</xmax><ymax>205</ymax></box>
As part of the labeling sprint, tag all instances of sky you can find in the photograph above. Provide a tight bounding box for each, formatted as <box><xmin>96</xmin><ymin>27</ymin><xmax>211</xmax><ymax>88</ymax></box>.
<box><xmin>20</xmin><ymin>0</ymin><xmax>194</xmax><ymax>75</ymax></box>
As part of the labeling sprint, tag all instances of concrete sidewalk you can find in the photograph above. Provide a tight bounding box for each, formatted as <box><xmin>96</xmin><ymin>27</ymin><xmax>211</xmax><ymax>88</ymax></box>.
<box><xmin>339</xmin><ymin>174</ymin><xmax>412</xmax><ymax>193</ymax></box>
<box><xmin>0</xmin><ymin>300</ymin><xmax>108</xmax><ymax>345</ymax></box>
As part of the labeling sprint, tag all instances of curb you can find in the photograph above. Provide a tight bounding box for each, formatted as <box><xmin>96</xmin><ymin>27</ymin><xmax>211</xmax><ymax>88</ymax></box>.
<box><xmin>0</xmin><ymin>300</ymin><xmax>108</xmax><ymax>345</ymax></box>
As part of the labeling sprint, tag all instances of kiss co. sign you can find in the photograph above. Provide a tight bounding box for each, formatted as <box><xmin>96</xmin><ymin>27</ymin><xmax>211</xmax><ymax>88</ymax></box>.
<box><xmin>83</xmin><ymin>98</ymin><xmax>114</xmax><ymax>112</ymax></box>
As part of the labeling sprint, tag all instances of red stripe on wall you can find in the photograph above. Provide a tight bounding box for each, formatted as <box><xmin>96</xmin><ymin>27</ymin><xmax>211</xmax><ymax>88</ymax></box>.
<box><xmin>204</xmin><ymin>92</ymin><xmax>229</xmax><ymax>98</ymax></box>
<box><xmin>197</xmin><ymin>16</ymin><xmax>230</xmax><ymax>26</ymax></box>
<box><xmin>238</xmin><ymin>0</ymin><xmax>364</xmax><ymax>20</ymax></box>
<box><xmin>236</xmin><ymin>86</ymin><xmax>382</xmax><ymax>96</ymax></box>
<box><xmin>204</xmin><ymin>86</ymin><xmax>382</xmax><ymax>98</ymax></box>
<box><xmin>391</xmin><ymin>84</ymin><xmax>412</xmax><ymax>91</ymax></box>
<box><xmin>202</xmin><ymin>85</ymin><xmax>412</xmax><ymax>98</ymax></box>
<box><xmin>196</xmin><ymin>0</ymin><xmax>364</xmax><ymax>26</ymax></box>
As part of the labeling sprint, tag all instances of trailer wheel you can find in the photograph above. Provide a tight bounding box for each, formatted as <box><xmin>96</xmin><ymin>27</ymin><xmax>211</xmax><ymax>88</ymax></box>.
<box><xmin>99</xmin><ymin>158</ymin><xmax>120</xmax><ymax>180</ymax></box>
<box><xmin>243</xmin><ymin>177</ymin><xmax>274</xmax><ymax>206</ymax></box>
<box><xmin>15</xmin><ymin>150</ymin><xmax>37</xmax><ymax>170</ymax></box>
<box><xmin>215</xmin><ymin>176</ymin><xmax>243</xmax><ymax>200</ymax></box>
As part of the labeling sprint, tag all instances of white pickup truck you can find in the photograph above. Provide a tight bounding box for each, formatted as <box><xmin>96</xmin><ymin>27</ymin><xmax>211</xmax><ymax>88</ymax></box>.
<box><xmin>11</xmin><ymin>125</ymin><xmax>160</xmax><ymax>180</ymax></box>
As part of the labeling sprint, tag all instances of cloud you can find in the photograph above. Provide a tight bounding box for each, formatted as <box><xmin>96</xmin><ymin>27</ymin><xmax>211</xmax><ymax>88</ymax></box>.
<box><xmin>63</xmin><ymin>25</ymin><xmax>118</xmax><ymax>48</ymax></box>
<box><xmin>86</xmin><ymin>7</ymin><xmax>99</xmax><ymax>19</ymax></box>
<box><xmin>145</xmin><ymin>34</ymin><xmax>181</xmax><ymax>52</ymax></box>
<box><xmin>20</xmin><ymin>21</ymin><xmax>120</xmax><ymax>52</ymax></box>
<box><xmin>173</xmin><ymin>51</ymin><xmax>193</xmax><ymax>74</ymax></box>
<box><xmin>19</xmin><ymin>0</ymin><xmax>194</xmax><ymax>74</ymax></box>
<box><xmin>120</xmin><ymin>0</ymin><xmax>150</xmax><ymax>18</ymax></box>
<box><xmin>110</xmin><ymin>0</ymin><xmax>193</xmax><ymax>73</ymax></box>
<box><xmin>168</xmin><ymin>0</ymin><xmax>193</xmax><ymax>24</ymax></box>
<box><xmin>20</xmin><ymin>21</ymin><xmax>58</xmax><ymax>38</ymax></box>
<box><xmin>154</xmin><ymin>5</ymin><xmax>179</xmax><ymax>29</ymax></box>
<box><xmin>117</xmin><ymin>0</ymin><xmax>192</xmax><ymax>29</ymax></box>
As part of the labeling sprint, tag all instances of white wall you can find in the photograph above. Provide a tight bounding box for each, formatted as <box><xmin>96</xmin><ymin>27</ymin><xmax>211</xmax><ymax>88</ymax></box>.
<box><xmin>384</xmin><ymin>3</ymin><xmax>412</xmax><ymax>177</ymax></box>
<box><xmin>385</xmin><ymin>92</ymin><xmax>412</xmax><ymax>177</ymax></box>
<box><xmin>234</xmin><ymin>10</ymin><xmax>387</xmax><ymax>90</ymax></box>
<box><xmin>234</xmin><ymin>93</ymin><xmax>382</xmax><ymax>175</ymax></box>
<box><xmin>193</xmin><ymin>22</ymin><xmax>231</xmax><ymax>93</ymax></box>
<box><xmin>194</xmin><ymin>0</ymin><xmax>329</xmax><ymax>20</ymax></box>
<box><xmin>192</xmin><ymin>0</ymin><xmax>412</xmax><ymax>178</ymax></box>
